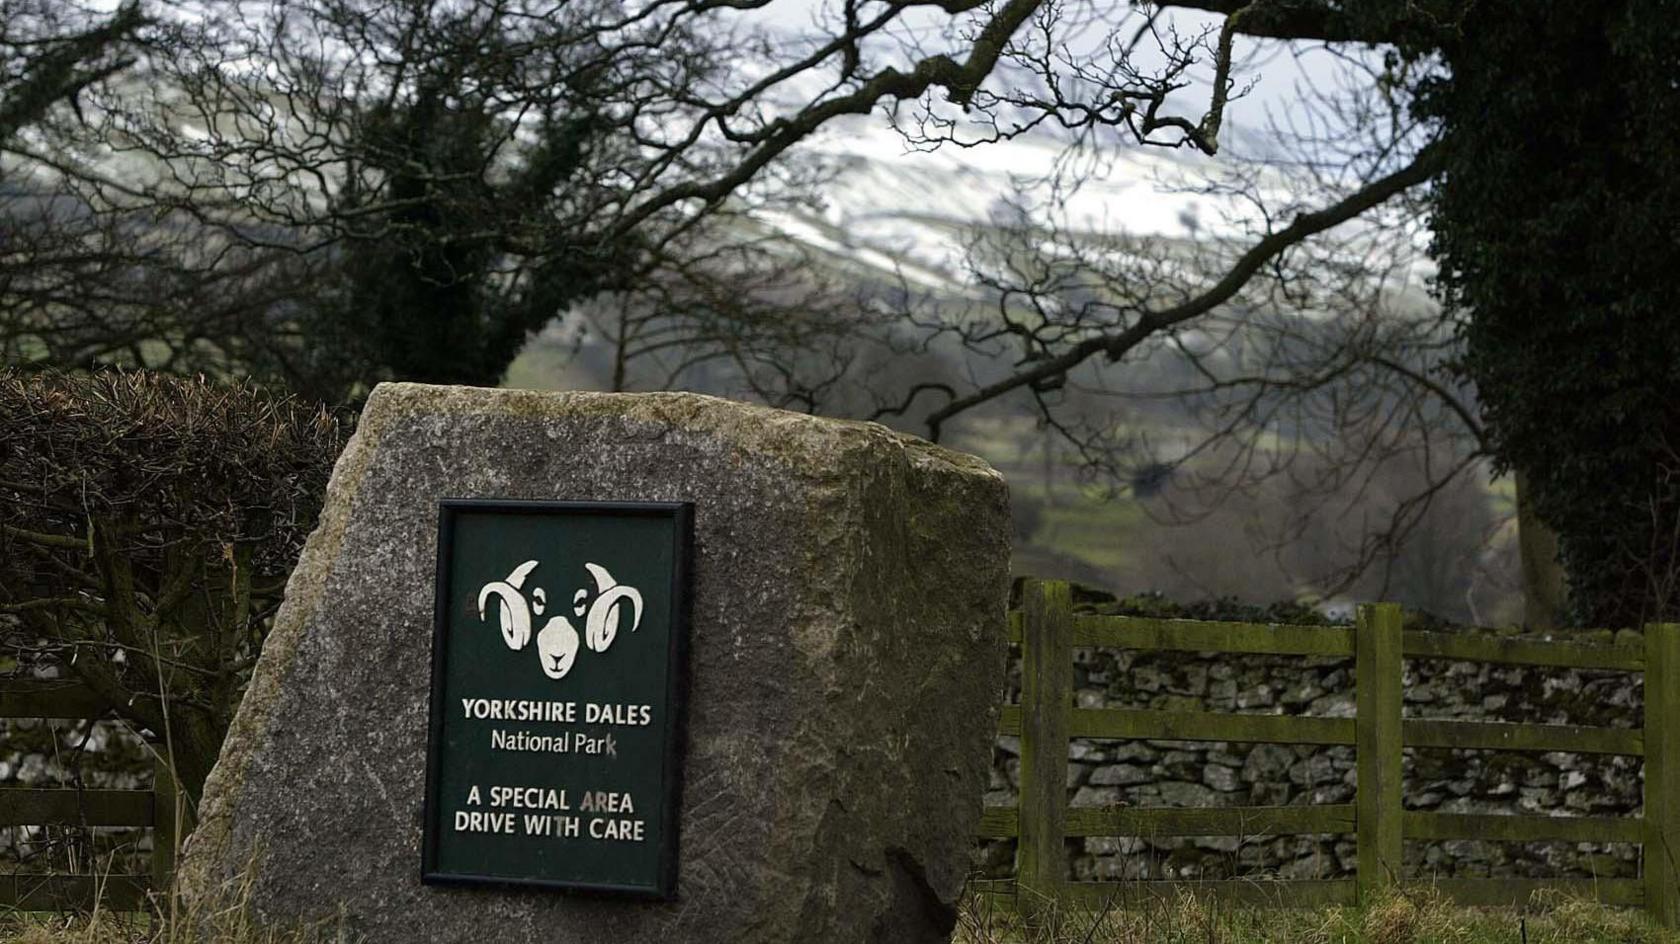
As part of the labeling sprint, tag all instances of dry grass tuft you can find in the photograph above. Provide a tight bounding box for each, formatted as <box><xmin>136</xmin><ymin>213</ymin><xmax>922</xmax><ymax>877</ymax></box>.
<box><xmin>0</xmin><ymin>907</ymin><xmax>346</xmax><ymax>944</ymax></box>
<box><xmin>1359</xmin><ymin>891</ymin><xmax>1422</xmax><ymax>944</ymax></box>
<box><xmin>0</xmin><ymin>870</ymin><xmax>346</xmax><ymax>944</ymax></box>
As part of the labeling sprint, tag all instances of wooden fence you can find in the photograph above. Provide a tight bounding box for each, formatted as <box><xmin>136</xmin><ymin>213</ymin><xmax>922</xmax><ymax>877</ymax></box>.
<box><xmin>0</xmin><ymin>679</ymin><xmax>178</xmax><ymax>911</ymax></box>
<box><xmin>3</xmin><ymin>582</ymin><xmax>1672</xmax><ymax>919</ymax></box>
<box><xmin>977</xmin><ymin>578</ymin><xmax>1680</xmax><ymax>927</ymax></box>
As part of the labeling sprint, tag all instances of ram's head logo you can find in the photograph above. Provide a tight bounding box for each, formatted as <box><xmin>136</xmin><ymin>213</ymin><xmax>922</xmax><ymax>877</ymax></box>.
<box><xmin>476</xmin><ymin>561</ymin><xmax>643</xmax><ymax>680</ymax></box>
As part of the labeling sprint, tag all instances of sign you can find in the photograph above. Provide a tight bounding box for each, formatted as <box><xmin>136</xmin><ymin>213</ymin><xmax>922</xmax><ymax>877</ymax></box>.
<box><xmin>421</xmin><ymin>499</ymin><xmax>691</xmax><ymax>897</ymax></box>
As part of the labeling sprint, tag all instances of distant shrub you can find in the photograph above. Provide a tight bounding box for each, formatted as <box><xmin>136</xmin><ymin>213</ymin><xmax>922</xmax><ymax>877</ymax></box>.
<box><xmin>0</xmin><ymin>370</ymin><xmax>345</xmax><ymax>808</ymax></box>
<box><xmin>1010</xmin><ymin>578</ymin><xmax>1337</xmax><ymax>627</ymax></box>
<box><xmin>1011</xmin><ymin>495</ymin><xmax>1044</xmax><ymax>543</ymax></box>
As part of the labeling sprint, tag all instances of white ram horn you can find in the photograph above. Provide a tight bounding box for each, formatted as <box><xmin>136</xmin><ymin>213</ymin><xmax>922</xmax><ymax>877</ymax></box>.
<box><xmin>477</xmin><ymin>581</ymin><xmax>532</xmax><ymax>650</ymax></box>
<box><xmin>584</xmin><ymin>562</ymin><xmax>616</xmax><ymax>592</ymax></box>
<box><xmin>535</xmin><ymin>617</ymin><xmax>581</xmax><ymax>680</ymax></box>
<box><xmin>506</xmin><ymin>560</ymin><xmax>539</xmax><ymax>589</ymax></box>
<box><xmin>583</xmin><ymin>563</ymin><xmax>643</xmax><ymax>653</ymax></box>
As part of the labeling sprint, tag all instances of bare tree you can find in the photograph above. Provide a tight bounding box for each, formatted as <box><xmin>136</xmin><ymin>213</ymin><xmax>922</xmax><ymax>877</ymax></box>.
<box><xmin>10</xmin><ymin>0</ymin><xmax>1531</xmax><ymax>605</ymax></box>
<box><xmin>822</xmin><ymin>35</ymin><xmax>1487</xmax><ymax>598</ymax></box>
<box><xmin>6</xmin><ymin>0</ymin><xmax>1391</xmax><ymax>397</ymax></box>
<box><xmin>0</xmin><ymin>370</ymin><xmax>342</xmax><ymax>805</ymax></box>
<box><xmin>0</xmin><ymin>0</ymin><xmax>145</xmax><ymax>143</ymax></box>
<box><xmin>566</xmin><ymin>205</ymin><xmax>906</xmax><ymax>410</ymax></box>
<box><xmin>1</xmin><ymin>1</ymin><xmax>338</xmax><ymax>382</ymax></box>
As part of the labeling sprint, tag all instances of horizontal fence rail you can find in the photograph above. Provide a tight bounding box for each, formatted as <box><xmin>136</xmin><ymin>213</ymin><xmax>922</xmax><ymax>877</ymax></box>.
<box><xmin>0</xmin><ymin>680</ymin><xmax>107</xmax><ymax>720</ymax></box>
<box><xmin>987</xmin><ymin>579</ymin><xmax>1680</xmax><ymax>926</ymax></box>
<box><xmin>999</xmin><ymin>710</ymin><xmax>1642</xmax><ymax>755</ymax></box>
<box><xmin>0</xmin><ymin>789</ymin><xmax>156</xmax><ymax>827</ymax></box>
<box><xmin>981</xmin><ymin>803</ymin><xmax>1358</xmax><ymax>840</ymax></box>
<box><xmin>1005</xmin><ymin>612</ymin><xmax>1647</xmax><ymax>671</ymax></box>
<box><xmin>0</xmin><ymin>679</ymin><xmax>176</xmax><ymax>912</ymax></box>
<box><xmin>0</xmin><ymin>874</ymin><xmax>152</xmax><ymax>912</ymax></box>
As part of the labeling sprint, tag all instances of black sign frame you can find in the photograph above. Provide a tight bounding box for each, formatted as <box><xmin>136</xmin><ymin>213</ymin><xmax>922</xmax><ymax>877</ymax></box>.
<box><xmin>420</xmin><ymin>498</ymin><xmax>692</xmax><ymax>899</ymax></box>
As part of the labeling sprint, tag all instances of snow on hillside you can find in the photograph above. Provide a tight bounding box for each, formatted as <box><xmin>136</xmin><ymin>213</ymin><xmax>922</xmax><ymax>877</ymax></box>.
<box><xmin>734</xmin><ymin>3</ymin><xmax>1435</xmax><ymax>299</ymax></box>
<box><xmin>750</xmin><ymin>114</ymin><xmax>1238</xmax><ymax>291</ymax></box>
<box><xmin>747</xmin><ymin>110</ymin><xmax>1432</xmax><ymax>304</ymax></box>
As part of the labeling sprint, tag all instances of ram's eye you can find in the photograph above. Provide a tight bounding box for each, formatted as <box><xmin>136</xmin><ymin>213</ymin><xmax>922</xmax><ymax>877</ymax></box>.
<box><xmin>573</xmin><ymin>588</ymin><xmax>588</xmax><ymax>617</ymax></box>
<box><xmin>532</xmin><ymin>587</ymin><xmax>547</xmax><ymax>616</ymax></box>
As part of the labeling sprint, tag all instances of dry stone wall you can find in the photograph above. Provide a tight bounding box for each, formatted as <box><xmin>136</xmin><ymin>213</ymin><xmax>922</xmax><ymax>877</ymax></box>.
<box><xmin>978</xmin><ymin>590</ymin><xmax>1646</xmax><ymax>885</ymax></box>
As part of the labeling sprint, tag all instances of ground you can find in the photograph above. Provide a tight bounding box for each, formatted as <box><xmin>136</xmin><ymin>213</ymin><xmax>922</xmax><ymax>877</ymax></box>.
<box><xmin>955</xmin><ymin>889</ymin><xmax>1679</xmax><ymax>944</ymax></box>
<box><xmin>2</xmin><ymin>890</ymin><xmax>1675</xmax><ymax>943</ymax></box>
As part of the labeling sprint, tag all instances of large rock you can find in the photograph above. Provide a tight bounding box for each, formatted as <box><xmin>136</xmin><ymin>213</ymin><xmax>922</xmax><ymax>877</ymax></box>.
<box><xmin>179</xmin><ymin>383</ymin><xmax>1010</xmax><ymax>944</ymax></box>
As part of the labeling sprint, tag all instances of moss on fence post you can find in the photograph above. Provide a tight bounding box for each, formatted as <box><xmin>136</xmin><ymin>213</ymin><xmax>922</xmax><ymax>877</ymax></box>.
<box><xmin>1356</xmin><ymin>602</ymin><xmax>1404</xmax><ymax>902</ymax></box>
<box><xmin>1018</xmin><ymin>579</ymin><xmax>1072</xmax><ymax>919</ymax></box>
<box><xmin>1644</xmin><ymin>622</ymin><xmax>1680</xmax><ymax>928</ymax></box>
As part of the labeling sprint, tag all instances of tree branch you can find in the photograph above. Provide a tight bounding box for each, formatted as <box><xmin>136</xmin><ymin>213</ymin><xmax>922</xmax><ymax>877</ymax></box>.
<box><xmin>0</xmin><ymin>2</ymin><xmax>147</xmax><ymax>142</ymax></box>
<box><xmin>1151</xmin><ymin>0</ymin><xmax>1461</xmax><ymax>44</ymax></box>
<box><xmin>923</xmin><ymin>142</ymin><xmax>1446</xmax><ymax>440</ymax></box>
<box><xmin>612</xmin><ymin>0</ymin><xmax>1045</xmax><ymax>236</ymax></box>
<box><xmin>2</xmin><ymin>523</ymin><xmax>88</xmax><ymax>550</ymax></box>
<box><xmin>1364</xmin><ymin>351</ymin><xmax>1486</xmax><ymax>448</ymax></box>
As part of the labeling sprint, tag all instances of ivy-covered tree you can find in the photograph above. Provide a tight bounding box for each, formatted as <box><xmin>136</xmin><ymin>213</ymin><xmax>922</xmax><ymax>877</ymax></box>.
<box><xmin>278</xmin><ymin>77</ymin><xmax>617</xmax><ymax>398</ymax></box>
<box><xmin>1422</xmin><ymin>0</ymin><xmax>1680</xmax><ymax>626</ymax></box>
<box><xmin>4</xmin><ymin>0</ymin><xmax>882</xmax><ymax>401</ymax></box>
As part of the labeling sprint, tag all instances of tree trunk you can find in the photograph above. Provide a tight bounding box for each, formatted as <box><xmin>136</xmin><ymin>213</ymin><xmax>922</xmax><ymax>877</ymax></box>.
<box><xmin>1516</xmin><ymin>468</ymin><xmax>1567</xmax><ymax>630</ymax></box>
<box><xmin>158</xmin><ymin>709</ymin><xmax>223</xmax><ymax>824</ymax></box>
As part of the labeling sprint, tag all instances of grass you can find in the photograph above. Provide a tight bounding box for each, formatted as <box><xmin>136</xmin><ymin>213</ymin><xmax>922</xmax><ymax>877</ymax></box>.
<box><xmin>2</xmin><ymin>889</ymin><xmax>1674</xmax><ymax>943</ymax></box>
<box><xmin>0</xmin><ymin>873</ymin><xmax>347</xmax><ymax>944</ymax></box>
<box><xmin>1027</xmin><ymin>499</ymin><xmax>1148</xmax><ymax>575</ymax></box>
<box><xmin>0</xmin><ymin>911</ymin><xmax>288</xmax><ymax>944</ymax></box>
<box><xmin>954</xmin><ymin>888</ymin><xmax>1680</xmax><ymax>944</ymax></box>
<box><xmin>0</xmin><ymin>909</ymin><xmax>347</xmax><ymax>944</ymax></box>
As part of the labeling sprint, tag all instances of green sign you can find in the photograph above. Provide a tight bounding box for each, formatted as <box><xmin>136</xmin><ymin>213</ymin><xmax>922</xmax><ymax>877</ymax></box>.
<box><xmin>421</xmin><ymin>500</ymin><xmax>691</xmax><ymax>898</ymax></box>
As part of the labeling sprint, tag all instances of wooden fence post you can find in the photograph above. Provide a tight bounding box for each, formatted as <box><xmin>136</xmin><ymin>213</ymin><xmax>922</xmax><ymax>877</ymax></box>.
<box><xmin>1018</xmin><ymin>578</ymin><xmax>1073</xmax><ymax>915</ymax></box>
<box><xmin>151</xmin><ymin>751</ymin><xmax>178</xmax><ymax>902</ymax></box>
<box><xmin>1644</xmin><ymin>622</ymin><xmax>1680</xmax><ymax>928</ymax></box>
<box><xmin>1356</xmin><ymin>602</ymin><xmax>1403</xmax><ymax>903</ymax></box>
